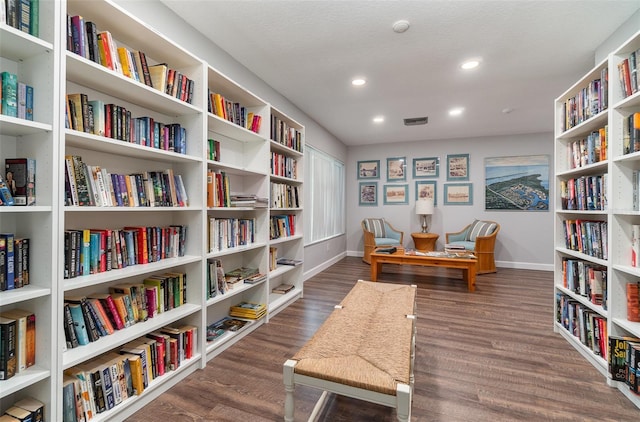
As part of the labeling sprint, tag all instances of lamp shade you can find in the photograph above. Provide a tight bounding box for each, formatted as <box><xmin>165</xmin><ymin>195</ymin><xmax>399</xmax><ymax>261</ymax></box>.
<box><xmin>415</xmin><ymin>198</ymin><xmax>434</xmax><ymax>215</ymax></box>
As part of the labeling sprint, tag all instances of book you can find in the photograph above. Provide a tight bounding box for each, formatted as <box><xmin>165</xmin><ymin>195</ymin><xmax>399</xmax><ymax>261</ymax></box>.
<box><xmin>0</xmin><ymin>316</ymin><xmax>17</xmax><ymax>380</ymax></box>
<box><xmin>1</xmin><ymin>233</ymin><xmax>15</xmax><ymax>290</ymax></box>
<box><xmin>13</xmin><ymin>397</ymin><xmax>44</xmax><ymax>422</ymax></box>
<box><xmin>628</xmin><ymin>282</ymin><xmax>640</xmax><ymax>322</ymax></box>
<box><xmin>5</xmin><ymin>158</ymin><xmax>36</xmax><ymax>206</ymax></box>
<box><xmin>0</xmin><ymin>173</ymin><xmax>15</xmax><ymax>206</ymax></box>
<box><xmin>67</xmin><ymin>303</ymin><xmax>90</xmax><ymax>346</ymax></box>
<box><xmin>62</xmin><ymin>375</ymin><xmax>80</xmax><ymax>422</ymax></box>
<box><xmin>276</xmin><ymin>257</ymin><xmax>303</xmax><ymax>266</ymax></box>
<box><xmin>272</xmin><ymin>283</ymin><xmax>295</xmax><ymax>294</ymax></box>
<box><xmin>148</xmin><ymin>63</ymin><xmax>168</xmax><ymax>94</ymax></box>
<box><xmin>1</xmin><ymin>71</ymin><xmax>18</xmax><ymax>117</ymax></box>
<box><xmin>206</xmin><ymin>316</ymin><xmax>249</xmax><ymax>342</ymax></box>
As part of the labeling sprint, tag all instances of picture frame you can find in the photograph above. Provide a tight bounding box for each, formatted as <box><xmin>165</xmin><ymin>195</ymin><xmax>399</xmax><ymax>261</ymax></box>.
<box><xmin>444</xmin><ymin>183</ymin><xmax>473</xmax><ymax>205</ymax></box>
<box><xmin>386</xmin><ymin>157</ymin><xmax>407</xmax><ymax>182</ymax></box>
<box><xmin>413</xmin><ymin>157</ymin><xmax>439</xmax><ymax>178</ymax></box>
<box><xmin>484</xmin><ymin>154</ymin><xmax>550</xmax><ymax>211</ymax></box>
<box><xmin>446</xmin><ymin>153</ymin><xmax>470</xmax><ymax>181</ymax></box>
<box><xmin>383</xmin><ymin>184</ymin><xmax>408</xmax><ymax>205</ymax></box>
<box><xmin>415</xmin><ymin>180</ymin><xmax>437</xmax><ymax>205</ymax></box>
<box><xmin>359</xmin><ymin>182</ymin><xmax>378</xmax><ymax>206</ymax></box>
<box><xmin>357</xmin><ymin>160</ymin><xmax>380</xmax><ymax>180</ymax></box>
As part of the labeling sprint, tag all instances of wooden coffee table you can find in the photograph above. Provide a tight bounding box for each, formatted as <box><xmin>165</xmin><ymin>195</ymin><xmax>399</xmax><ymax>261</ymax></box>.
<box><xmin>370</xmin><ymin>249</ymin><xmax>478</xmax><ymax>292</ymax></box>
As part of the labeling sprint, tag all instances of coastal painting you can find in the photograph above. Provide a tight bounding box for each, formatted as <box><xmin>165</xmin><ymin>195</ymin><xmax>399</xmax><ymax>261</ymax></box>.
<box><xmin>484</xmin><ymin>154</ymin><xmax>549</xmax><ymax>211</ymax></box>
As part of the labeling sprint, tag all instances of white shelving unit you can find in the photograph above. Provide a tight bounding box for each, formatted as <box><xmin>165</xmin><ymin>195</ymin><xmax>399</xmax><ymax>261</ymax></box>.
<box><xmin>0</xmin><ymin>1</ymin><xmax>60</xmax><ymax>420</ymax></box>
<box><xmin>0</xmin><ymin>0</ymin><xmax>306</xmax><ymax>419</ymax></box>
<box><xmin>554</xmin><ymin>29</ymin><xmax>640</xmax><ymax>409</ymax></box>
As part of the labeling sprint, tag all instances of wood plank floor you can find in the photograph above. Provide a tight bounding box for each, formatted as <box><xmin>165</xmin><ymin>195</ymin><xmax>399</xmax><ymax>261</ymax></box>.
<box><xmin>127</xmin><ymin>257</ymin><xmax>640</xmax><ymax>421</ymax></box>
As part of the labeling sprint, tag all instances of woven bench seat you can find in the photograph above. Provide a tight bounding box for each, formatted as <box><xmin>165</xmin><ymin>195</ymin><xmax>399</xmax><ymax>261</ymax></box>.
<box><xmin>284</xmin><ymin>280</ymin><xmax>417</xmax><ymax>421</ymax></box>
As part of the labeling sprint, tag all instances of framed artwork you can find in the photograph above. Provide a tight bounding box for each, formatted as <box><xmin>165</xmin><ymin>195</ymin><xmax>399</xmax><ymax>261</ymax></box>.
<box><xmin>413</xmin><ymin>157</ymin><xmax>439</xmax><ymax>178</ymax></box>
<box><xmin>383</xmin><ymin>184</ymin><xmax>408</xmax><ymax>205</ymax></box>
<box><xmin>386</xmin><ymin>157</ymin><xmax>407</xmax><ymax>182</ymax></box>
<box><xmin>415</xmin><ymin>180</ymin><xmax>437</xmax><ymax>205</ymax></box>
<box><xmin>484</xmin><ymin>154</ymin><xmax>550</xmax><ymax>211</ymax></box>
<box><xmin>446</xmin><ymin>153</ymin><xmax>470</xmax><ymax>181</ymax></box>
<box><xmin>444</xmin><ymin>183</ymin><xmax>473</xmax><ymax>205</ymax></box>
<box><xmin>359</xmin><ymin>182</ymin><xmax>378</xmax><ymax>206</ymax></box>
<box><xmin>357</xmin><ymin>160</ymin><xmax>380</xmax><ymax>179</ymax></box>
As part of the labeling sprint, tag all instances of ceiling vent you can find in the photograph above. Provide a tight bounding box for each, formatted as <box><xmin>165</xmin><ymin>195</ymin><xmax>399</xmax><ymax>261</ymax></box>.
<box><xmin>404</xmin><ymin>116</ymin><xmax>428</xmax><ymax>126</ymax></box>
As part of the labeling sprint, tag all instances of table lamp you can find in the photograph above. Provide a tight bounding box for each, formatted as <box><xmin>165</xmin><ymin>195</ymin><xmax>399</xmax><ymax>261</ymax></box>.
<box><xmin>415</xmin><ymin>198</ymin><xmax>434</xmax><ymax>233</ymax></box>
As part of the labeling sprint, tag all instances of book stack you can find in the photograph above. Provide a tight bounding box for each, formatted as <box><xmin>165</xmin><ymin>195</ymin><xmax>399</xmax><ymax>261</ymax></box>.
<box><xmin>244</xmin><ymin>273</ymin><xmax>267</xmax><ymax>285</ymax></box>
<box><xmin>444</xmin><ymin>243</ymin><xmax>466</xmax><ymax>253</ymax></box>
<box><xmin>206</xmin><ymin>316</ymin><xmax>250</xmax><ymax>342</ymax></box>
<box><xmin>270</xmin><ymin>114</ymin><xmax>303</xmax><ymax>152</ymax></box>
<box><xmin>1</xmin><ymin>72</ymin><xmax>34</xmax><ymax>121</ymax></box>
<box><xmin>229</xmin><ymin>302</ymin><xmax>266</xmax><ymax>320</ymax></box>
<box><xmin>276</xmin><ymin>257</ymin><xmax>303</xmax><ymax>267</ymax></box>
<box><xmin>272</xmin><ymin>284</ymin><xmax>294</xmax><ymax>294</ymax></box>
<box><xmin>1</xmin><ymin>234</ymin><xmax>30</xmax><ymax>291</ymax></box>
<box><xmin>609</xmin><ymin>336</ymin><xmax>640</xmax><ymax>395</ymax></box>
<box><xmin>207</xmin><ymin>90</ymin><xmax>262</xmax><ymax>133</ymax></box>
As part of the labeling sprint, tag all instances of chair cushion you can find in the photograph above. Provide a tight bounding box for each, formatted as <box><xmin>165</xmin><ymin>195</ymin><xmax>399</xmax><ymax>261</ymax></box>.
<box><xmin>364</xmin><ymin>218</ymin><xmax>386</xmax><ymax>238</ymax></box>
<box><xmin>447</xmin><ymin>240</ymin><xmax>475</xmax><ymax>250</ymax></box>
<box><xmin>374</xmin><ymin>237</ymin><xmax>401</xmax><ymax>246</ymax></box>
<box><xmin>465</xmin><ymin>220</ymin><xmax>497</xmax><ymax>242</ymax></box>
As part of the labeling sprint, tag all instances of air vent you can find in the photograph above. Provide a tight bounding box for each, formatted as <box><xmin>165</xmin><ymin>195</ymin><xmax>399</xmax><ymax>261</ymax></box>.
<box><xmin>404</xmin><ymin>116</ymin><xmax>428</xmax><ymax>126</ymax></box>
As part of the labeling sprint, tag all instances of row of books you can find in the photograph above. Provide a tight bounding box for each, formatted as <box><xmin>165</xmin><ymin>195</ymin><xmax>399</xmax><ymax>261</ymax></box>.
<box><xmin>65</xmin><ymin>156</ymin><xmax>188</xmax><ymax>208</ymax></box>
<box><xmin>271</xmin><ymin>152</ymin><xmax>298</xmax><ymax>179</ymax></box>
<box><xmin>0</xmin><ymin>234</ymin><xmax>29</xmax><ymax>291</ymax></box>
<box><xmin>66</xmin><ymin>15</ymin><xmax>195</xmax><ymax>104</ymax></box>
<box><xmin>207</xmin><ymin>217</ymin><xmax>256</xmax><ymax>253</ymax></box>
<box><xmin>63</xmin><ymin>325</ymin><xmax>197</xmax><ymax>421</ymax></box>
<box><xmin>230</xmin><ymin>193</ymin><xmax>268</xmax><ymax>208</ymax></box>
<box><xmin>3</xmin><ymin>0</ymin><xmax>39</xmax><ymax>36</ymax></box>
<box><xmin>63</xmin><ymin>274</ymin><xmax>187</xmax><ymax>350</ymax></box>
<box><xmin>205</xmin><ymin>260</ymin><xmax>265</xmax><ymax>300</ymax></box>
<box><xmin>1</xmin><ymin>157</ymin><xmax>36</xmax><ymax>206</ymax></box>
<box><xmin>1</xmin><ymin>397</ymin><xmax>43</xmax><ymax>422</ymax></box>
<box><xmin>206</xmin><ymin>169</ymin><xmax>230</xmax><ymax>208</ymax></box>
<box><xmin>618</xmin><ymin>48</ymin><xmax>640</xmax><ymax>99</ymax></box>
<box><xmin>628</xmin><ymin>282</ymin><xmax>640</xmax><ymax>323</ymax></box>
<box><xmin>561</xmin><ymin>257</ymin><xmax>606</xmax><ymax>307</ymax></box>
<box><xmin>207</xmin><ymin>91</ymin><xmax>262</xmax><ymax>133</ymax></box>
<box><xmin>566</xmin><ymin>127</ymin><xmax>607</xmax><ymax>170</ymax></box>
<box><xmin>561</xmin><ymin>68</ymin><xmax>608</xmax><ymax>132</ymax></box>
<box><xmin>270</xmin><ymin>214</ymin><xmax>296</xmax><ymax>240</ymax></box>
<box><xmin>0</xmin><ymin>308</ymin><xmax>35</xmax><ymax>380</ymax></box>
<box><xmin>270</xmin><ymin>114</ymin><xmax>303</xmax><ymax>152</ymax></box>
<box><xmin>1</xmin><ymin>71</ymin><xmax>34</xmax><ymax>121</ymax></box>
<box><xmin>65</xmin><ymin>94</ymin><xmax>188</xmax><ymax>154</ymax></box>
<box><xmin>229</xmin><ymin>301</ymin><xmax>266</xmax><ymax>320</ymax></box>
<box><xmin>206</xmin><ymin>316</ymin><xmax>251</xmax><ymax>343</ymax></box>
<box><xmin>271</xmin><ymin>182</ymin><xmax>300</xmax><ymax>209</ymax></box>
<box><xmin>561</xmin><ymin>219</ymin><xmax>608</xmax><ymax>260</ymax></box>
<box><xmin>63</xmin><ymin>225</ymin><xmax>187</xmax><ymax>279</ymax></box>
<box><xmin>623</xmin><ymin>112</ymin><xmax>640</xmax><ymax>155</ymax></box>
<box><xmin>559</xmin><ymin>174</ymin><xmax>607</xmax><ymax>211</ymax></box>
<box><xmin>610</xmin><ymin>336</ymin><xmax>640</xmax><ymax>395</ymax></box>
<box><xmin>556</xmin><ymin>293</ymin><xmax>607</xmax><ymax>360</ymax></box>
<box><xmin>207</xmin><ymin>138</ymin><xmax>221</xmax><ymax>162</ymax></box>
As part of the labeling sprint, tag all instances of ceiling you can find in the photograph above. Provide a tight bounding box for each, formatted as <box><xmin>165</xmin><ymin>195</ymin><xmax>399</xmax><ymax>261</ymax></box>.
<box><xmin>162</xmin><ymin>0</ymin><xmax>640</xmax><ymax>146</ymax></box>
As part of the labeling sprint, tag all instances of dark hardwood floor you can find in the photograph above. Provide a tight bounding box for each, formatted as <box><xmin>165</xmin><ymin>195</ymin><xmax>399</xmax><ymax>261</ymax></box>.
<box><xmin>127</xmin><ymin>257</ymin><xmax>640</xmax><ymax>421</ymax></box>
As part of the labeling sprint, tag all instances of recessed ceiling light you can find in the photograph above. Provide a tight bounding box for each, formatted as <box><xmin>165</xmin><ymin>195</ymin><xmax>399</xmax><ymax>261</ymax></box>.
<box><xmin>373</xmin><ymin>116</ymin><xmax>384</xmax><ymax>123</ymax></box>
<box><xmin>461</xmin><ymin>60</ymin><xmax>480</xmax><ymax>70</ymax></box>
<box><xmin>449</xmin><ymin>107</ymin><xmax>464</xmax><ymax>116</ymax></box>
<box><xmin>392</xmin><ymin>20</ymin><xmax>410</xmax><ymax>33</ymax></box>
<box><xmin>352</xmin><ymin>78</ymin><xmax>366</xmax><ymax>86</ymax></box>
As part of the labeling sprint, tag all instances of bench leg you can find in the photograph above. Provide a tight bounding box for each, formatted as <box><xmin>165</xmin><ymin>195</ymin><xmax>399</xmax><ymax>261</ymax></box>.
<box><xmin>284</xmin><ymin>360</ymin><xmax>297</xmax><ymax>422</ymax></box>
<box><xmin>396</xmin><ymin>383</ymin><xmax>412</xmax><ymax>422</ymax></box>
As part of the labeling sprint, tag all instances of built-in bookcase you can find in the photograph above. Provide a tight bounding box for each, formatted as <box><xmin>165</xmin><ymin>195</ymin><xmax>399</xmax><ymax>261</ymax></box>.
<box><xmin>554</xmin><ymin>29</ymin><xmax>640</xmax><ymax>410</ymax></box>
<box><xmin>0</xmin><ymin>1</ymin><xmax>59</xmax><ymax>420</ymax></box>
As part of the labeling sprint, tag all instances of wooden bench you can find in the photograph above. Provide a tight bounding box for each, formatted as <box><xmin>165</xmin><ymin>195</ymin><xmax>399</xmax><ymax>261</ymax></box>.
<box><xmin>283</xmin><ymin>280</ymin><xmax>417</xmax><ymax>421</ymax></box>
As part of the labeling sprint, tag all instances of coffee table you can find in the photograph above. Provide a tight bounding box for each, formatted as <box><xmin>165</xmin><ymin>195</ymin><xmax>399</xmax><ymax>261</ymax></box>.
<box><xmin>370</xmin><ymin>248</ymin><xmax>477</xmax><ymax>292</ymax></box>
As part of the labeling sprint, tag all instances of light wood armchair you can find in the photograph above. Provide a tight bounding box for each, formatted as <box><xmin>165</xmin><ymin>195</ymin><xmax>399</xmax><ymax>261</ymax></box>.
<box><xmin>361</xmin><ymin>218</ymin><xmax>404</xmax><ymax>264</ymax></box>
<box><xmin>446</xmin><ymin>220</ymin><xmax>500</xmax><ymax>274</ymax></box>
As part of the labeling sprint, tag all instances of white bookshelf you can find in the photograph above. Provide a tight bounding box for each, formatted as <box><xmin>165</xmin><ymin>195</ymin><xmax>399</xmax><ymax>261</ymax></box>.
<box><xmin>554</xmin><ymin>29</ymin><xmax>640</xmax><ymax>409</ymax></box>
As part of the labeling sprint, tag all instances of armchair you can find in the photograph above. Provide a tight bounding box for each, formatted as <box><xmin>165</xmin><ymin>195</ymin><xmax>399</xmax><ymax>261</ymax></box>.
<box><xmin>446</xmin><ymin>220</ymin><xmax>500</xmax><ymax>274</ymax></box>
<box><xmin>361</xmin><ymin>218</ymin><xmax>404</xmax><ymax>264</ymax></box>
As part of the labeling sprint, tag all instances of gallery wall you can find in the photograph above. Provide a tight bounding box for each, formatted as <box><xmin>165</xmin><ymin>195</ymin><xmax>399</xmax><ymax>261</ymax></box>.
<box><xmin>346</xmin><ymin>132</ymin><xmax>555</xmax><ymax>271</ymax></box>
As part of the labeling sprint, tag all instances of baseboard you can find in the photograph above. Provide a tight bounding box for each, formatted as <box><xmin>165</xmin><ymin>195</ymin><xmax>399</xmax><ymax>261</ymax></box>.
<box><xmin>304</xmin><ymin>251</ymin><xmax>348</xmax><ymax>281</ymax></box>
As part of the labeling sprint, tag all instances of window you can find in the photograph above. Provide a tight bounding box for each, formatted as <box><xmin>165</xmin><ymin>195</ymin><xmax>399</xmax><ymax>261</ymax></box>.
<box><xmin>304</xmin><ymin>145</ymin><xmax>345</xmax><ymax>244</ymax></box>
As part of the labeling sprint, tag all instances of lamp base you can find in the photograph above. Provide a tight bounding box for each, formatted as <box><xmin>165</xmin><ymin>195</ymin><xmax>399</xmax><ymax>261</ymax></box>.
<box><xmin>421</xmin><ymin>215</ymin><xmax>428</xmax><ymax>233</ymax></box>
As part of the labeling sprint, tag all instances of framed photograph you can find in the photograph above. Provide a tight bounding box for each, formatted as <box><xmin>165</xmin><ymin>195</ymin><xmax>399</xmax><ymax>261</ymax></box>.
<box><xmin>413</xmin><ymin>157</ymin><xmax>439</xmax><ymax>178</ymax></box>
<box><xmin>359</xmin><ymin>182</ymin><xmax>378</xmax><ymax>206</ymax></box>
<box><xmin>383</xmin><ymin>184</ymin><xmax>408</xmax><ymax>205</ymax></box>
<box><xmin>446</xmin><ymin>153</ymin><xmax>470</xmax><ymax>181</ymax></box>
<box><xmin>357</xmin><ymin>160</ymin><xmax>380</xmax><ymax>180</ymax></box>
<box><xmin>444</xmin><ymin>183</ymin><xmax>473</xmax><ymax>205</ymax></box>
<box><xmin>386</xmin><ymin>157</ymin><xmax>407</xmax><ymax>182</ymax></box>
<box><xmin>484</xmin><ymin>154</ymin><xmax>550</xmax><ymax>211</ymax></box>
<box><xmin>415</xmin><ymin>180</ymin><xmax>437</xmax><ymax>205</ymax></box>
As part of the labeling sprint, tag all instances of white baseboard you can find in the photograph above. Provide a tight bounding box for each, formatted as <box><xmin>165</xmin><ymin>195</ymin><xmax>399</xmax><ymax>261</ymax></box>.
<box><xmin>304</xmin><ymin>251</ymin><xmax>348</xmax><ymax>281</ymax></box>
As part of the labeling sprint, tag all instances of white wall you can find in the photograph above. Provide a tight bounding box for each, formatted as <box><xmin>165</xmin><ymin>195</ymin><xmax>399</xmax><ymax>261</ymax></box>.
<box><xmin>347</xmin><ymin>132</ymin><xmax>555</xmax><ymax>271</ymax></box>
<box><xmin>595</xmin><ymin>9</ymin><xmax>640</xmax><ymax>63</ymax></box>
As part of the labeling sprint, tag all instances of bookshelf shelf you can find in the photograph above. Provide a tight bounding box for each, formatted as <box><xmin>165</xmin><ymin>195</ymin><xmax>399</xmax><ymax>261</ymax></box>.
<box><xmin>554</xmin><ymin>29</ymin><xmax>640</xmax><ymax>409</ymax></box>
<box><xmin>0</xmin><ymin>366</ymin><xmax>51</xmax><ymax>399</ymax></box>
<box><xmin>0</xmin><ymin>25</ymin><xmax>53</xmax><ymax>60</ymax></box>
<box><xmin>205</xmin><ymin>318</ymin><xmax>263</xmax><ymax>359</ymax></box>
<box><xmin>269</xmin><ymin>234</ymin><xmax>304</xmax><ymax>246</ymax></box>
<box><xmin>0</xmin><ymin>286</ymin><xmax>52</xmax><ymax>307</ymax></box>
<box><xmin>0</xmin><ymin>116</ymin><xmax>53</xmax><ymax>136</ymax></box>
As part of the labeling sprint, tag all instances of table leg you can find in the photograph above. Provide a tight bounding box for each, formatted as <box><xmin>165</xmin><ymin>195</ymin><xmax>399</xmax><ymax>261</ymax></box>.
<box><xmin>371</xmin><ymin>259</ymin><xmax>380</xmax><ymax>281</ymax></box>
<box><xmin>468</xmin><ymin>265</ymin><xmax>476</xmax><ymax>292</ymax></box>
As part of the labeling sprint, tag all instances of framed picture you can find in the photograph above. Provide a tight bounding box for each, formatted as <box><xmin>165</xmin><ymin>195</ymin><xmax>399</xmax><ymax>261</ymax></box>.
<box><xmin>383</xmin><ymin>184</ymin><xmax>408</xmax><ymax>205</ymax></box>
<box><xmin>413</xmin><ymin>157</ymin><xmax>439</xmax><ymax>178</ymax></box>
<box><xmin>386</xmin><ymin>157</ymin><xmax>407</xmax><ymax>182</ymax></box>
<box><xmin>415</xmin><ymin>180</ymin><xmax>437</xmax><ymax>205</ymax></box>
<box><xmin>446</xmin><ymin>153</ymin><xmax>470</xmax><ymax>181</ymax></box>
<box><xmin>484</xmin><ymin>154</ymin><xmax>550</xmax><ymax>211</ymax></box>
<box><xmin>359</xmin><ymin>182</ymin><xmax>378</xmax><ymax>206</ymax></box>
<box><xmin>357</xmin><ymin>160</ymin><xmax>380</xmax><ymax>180</ymax></box>
<box><xmin>444</xmin><ymin>183</ymin><xmax>473</xmax><ymax>205</ymax></box>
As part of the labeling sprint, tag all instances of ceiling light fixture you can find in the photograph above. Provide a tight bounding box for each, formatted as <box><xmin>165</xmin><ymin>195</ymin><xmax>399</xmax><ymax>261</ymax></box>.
<box><xmin>392</xmin><ymin>20</ymin><xmax>410</xmax><ymax>33</ymax></box>
<box><xmin>352</xmin><ymin>78</ymin><xmax>366</xmax><ymax>86</ymax></box>
<box><xmin>449</xmin><ymin>107</ymin><xmax>464</xmax><ymax>116</ymax></box>
<box><xmin>373</xmin><ymin>116</ymin><xmax>384</xmax><ymax>123</ymax></box>
<box><xmin>461</xmin><ymin>60</ymin><xmax>480</xmax><ymax>70</ymax></box>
